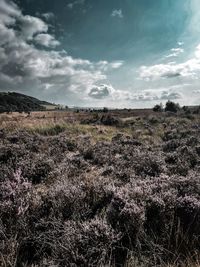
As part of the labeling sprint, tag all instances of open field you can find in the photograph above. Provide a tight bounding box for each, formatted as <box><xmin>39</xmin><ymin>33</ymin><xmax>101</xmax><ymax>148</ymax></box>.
<box><xmin>41</xmin><ymin>104</ymin><xmax>59</xmax><ymax>110</ymax></box>
<box><xmin>0</xmin><ymin>110</ymin><xmax>200</xmax><ymax>267</ymax></box>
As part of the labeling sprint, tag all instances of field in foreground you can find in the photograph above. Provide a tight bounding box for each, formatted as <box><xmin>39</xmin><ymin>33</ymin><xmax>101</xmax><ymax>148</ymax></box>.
<box><xmin>0</xmin><ymin>110</ymin><xmax>200</xmax><ymax>267</ymax></box>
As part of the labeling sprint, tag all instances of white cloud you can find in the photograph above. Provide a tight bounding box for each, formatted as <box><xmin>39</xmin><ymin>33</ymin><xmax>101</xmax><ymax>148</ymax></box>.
<box><xmin>88</xmin><ymin>84</ymin><xmax>110</xmax><ymax>99</ymax></box>
<box><xmin>127</xmin><ymin>88</ymin><xmax>182</xmax><ymax>102</ymax></box>
<box><xmin>88</xmin><ymin>84</ymin><xmax>182</xmax><ymax>103</ymax></box>
<box><xmin>0</xmin><ymin>0</ymin><xmax>21</xmax><ymax>25</ymax></box>
<box><xmin>125</xmin><ymin>90</ymin><xmax>181</xmax><ymax>102</ymax></box>
<box><xmin>140</xmin><ymin>64</ymin><xmax>182</xmax><ymax>80</ymax></box>
<box><xmin>20</xmin><ymin>15</ymin><xmax>48</xmax><ymax>39</ymax></box>
<box><xmin>111</xmin><ymin>9</ymin><xmax>123</xmax><ymax>19</ymax></box>
<box><xmin>110</xmin><ymin>61</ymin><xmax>124</xmax><ymax>69</ymax></box>
<box><xmin>160</xmin><ymin>91</ymin><xmax>182</xmax><ymax>100</ymax></box>
<box><xmin>0</xmin><ymin>0</ymin><xmax>185</xmax><ymax>107</ymax></box>
<box><xmin>0</xmin><ymin>23</ymin><xmax>15</xmax><ymax>45</ymax></box>
<box><xmin>67</xmin><ymin>0</ymin><xmax>85</xmax><ymax>9</ymax></box>
<box><xmin>0</xmin><ymin>0</ymin><xmax>125</xmax><ymax>105</ymax></box>
<box><xmin>34</xmin><ymin>33</ymin><xmax>60</xmax><ymax>48</ymax></box>
<box><xmin>165</xmin><ymin>47</ymin><xmax>184</xmax><ymax>58</ymax></box>
<box><xmin>193</xmin><ymin>89</ymin><xmax>200</xmax><ymax>94</ymax></box>
<box><xmin>178</xmin><ymin>41</ymin><xmax>184</xmax><ymax>46</ymax></box>
<box><xmin>96</xmin><ymin>60</ymin><xmax>124</xmax><ymax>71</ymax></box>
<box><xmin>139</xmin><ymin>44</ymin><xmax>200</xmax><ymax>81</ymax></box>
<box><xmin>41</xmin><ymin>12</ymin><xmax>55</xmax><ymax>21</ymax></box>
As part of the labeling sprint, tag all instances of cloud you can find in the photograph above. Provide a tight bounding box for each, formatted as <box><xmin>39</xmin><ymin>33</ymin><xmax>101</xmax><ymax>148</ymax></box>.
<box><xmin>111</xmin><ymin>9</ymin><xmax>123</xmax><ymax>19</ymax></box>
<box><xmin>41</xmin><ymin>12</ymin><xmax>55</xmax><ymax>21</ymax></box>
<box><xmin>0</xmin><ymin>0</ymin><xmax>21</xmax><ymax>25</ymax></box>
<box><xmin>96</xmin><ymin>60</ymin><xmax>124</xmax><ymax>71</ymax></box>
<box><xmin>0</xmin><ymin>0</ymin><xmax>126</xmax><ymax>105</ymax></box>
<box><xmin>193</xmin><ymin>89</ymin><xmax>200</xmax><ymax>94</ymax></box>
<box><xmin>87</xmin><ymin>84</ymin><xmax>137</xmax><ymax>102</ymax></box>
<box><xmin>119</xmin><ymin>91</ymin><xmax>159</xmax><ymax>101</ymax></box>
<box><xmin>160</xmin><ymin>91</ymin><xmax>182</xmax><ymax>100</ymax></box>
<box><xmin>129</xmin><ymin>89</ymin><xmax>182</xmax><ymax>102</ymax></box>
<box><xmin>88</xmin><ymin>84</ymin><xmax>110</xmax><ymax>99</ymax></box>
<box><xmin>140</xmin><ymin>64</ymin><xmax>182</xmax><ymax>80</ymax></box>
<box><xmin>110</xmin><ymin>61</ymin><xmax>124</xmax><ymax>69</ymax></box>
<box><xmin>178</xmin><ymin>42</ymin><xmax>184</xmax><ymax>46</ymax></box>
<box><xmin>0</xmin><ymin>23</ymin><xmax>15</xmax><ymax>45</ymax></box>
<box><xmin>139</xmin><ymin>44</ymin><xmax>200</xmax><ymax>81</ymax></box>
<box><xmin>88</xmin><ymin>84</ymin><xmax>182</xmax><ymax>103</ymax></box>
<box><xmin>20</xmin><ymin>15</ymin><xmax>48</xmax><ymax>39</ymax></box>
<box><xmin>34</xmin><ymin>33</ymin><xmax>60</xmax><ymax>48</ymax></box>
<box><xmin>165</xmin><ymin>47</ymin><xmax>184</xmax><ymax>58</ymax></box>
<box><xmin>67</xmin><ymin>0</ymin><xmax>85</xmax><ymax>9</ymax></box>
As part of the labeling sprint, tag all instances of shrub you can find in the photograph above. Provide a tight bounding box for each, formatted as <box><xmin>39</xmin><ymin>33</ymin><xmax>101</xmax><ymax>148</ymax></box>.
<box><xmin>0</xmin><ymin>169</ymin><xmax>32</xmax><ymax>218</ymax></box>
<box><xmin>1</xmin><ymin>122</ymin><xmax>200</xmax><ymax>266</ymax></box>
<box><xmin>153</xmin><ymin>104</ymin><xmax>163</xmax><ymax>112</ymax></box>
<box><xmin>165</xmin><ymin>101</ymin><xmax>180</xmax><ymax>113</ymax></box>
<box><xmin>100</xmin><ymin>114</ymin><xmax>119</xmax><ymax>126</ymax></box>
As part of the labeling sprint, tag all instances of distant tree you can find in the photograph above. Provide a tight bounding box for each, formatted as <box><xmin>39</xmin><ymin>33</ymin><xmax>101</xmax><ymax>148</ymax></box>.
<box><xmin>193</xmin><ymin>106</ymin><xmax>200</xmax><ymax>114</ymax></box>
<box><xmin>182</xmin><ymin>106</ymin><xmax>191</xmax><ymax>114</ymax></box>
<box><xmin>165</xmin><ymin>101</ymin><xmax>180</xmax><ymax>113</ymax></box>
<box><xmin>103</xmin><ymin>107</ymin><xmax>109</xmax><ymax>113</ymax></box>
<box><xmin>153</xmin><ymin>103</ymin><xmax>163</xmax><ymax>112</ymax></box>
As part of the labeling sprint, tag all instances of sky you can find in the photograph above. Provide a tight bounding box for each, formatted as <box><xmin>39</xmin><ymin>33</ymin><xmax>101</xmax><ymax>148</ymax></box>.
<box><xmin>1</xmin><ymin>0</ymin><xmax>200</xmax><ymax>108</ymax></box>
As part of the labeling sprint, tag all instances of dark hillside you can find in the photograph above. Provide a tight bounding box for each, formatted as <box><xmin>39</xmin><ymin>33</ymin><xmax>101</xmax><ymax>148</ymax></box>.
<box><xmin>0</xmin><ymin>92</ymin><xmax>54</xmax><ymax>113</ymax></box>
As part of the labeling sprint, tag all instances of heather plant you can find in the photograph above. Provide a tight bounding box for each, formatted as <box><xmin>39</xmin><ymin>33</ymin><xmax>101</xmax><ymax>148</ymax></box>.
<box><xmin>0</xmin><ymin>143</ymin><xmax>27</xmax><ymax>165</ymax></box>
<box><xmin>20</xmin><ymin>157</ymin><xmax>54</xmax><ymax>184</ymax></box>
<box><xmin>0</xmin><ymin>119</ymin><xmax>200</xmax><ymax>267</ymax></box>
<box><xmin>22</xmin><ymin>218</ymin><xmax>121</xmax><ymax>267</ymax></box>
<box><xmin>132</xmin><ymin>151</ymin><xmax>164</xmax><ymax>177</ymax></box>
<box><xmin>100</xmin><ymin>114</ymin><xmax>120</xmax><ymax>126</ymax></box>
<box><xmin>0</xmin><ymin>169</ymin><xmax>32</xmax><ymax>266</ymax></box>
<box><xmin>0</xmin><ymin>169</ymin><xmax>32</xmax><ymax>218</ymax></box>
<box><xmin>52</xmin><ymin>218</ymin><xmax>120</xmax><ymax>266</ymax></box>
<box><xmin>163</xmin><ymin>139</ymin><xmax>181</xmax><ymax>152</ymax></box>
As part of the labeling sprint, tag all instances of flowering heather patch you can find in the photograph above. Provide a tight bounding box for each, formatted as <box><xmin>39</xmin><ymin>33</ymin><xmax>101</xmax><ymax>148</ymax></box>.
<box><xmin>0</xmin><ymin>117</ymin><xmax>200</xmax><ymax>266</ymax></box>
<box><xmin>0</xmin><ymin>169</ymin><xmax>32</xmax><ymax>216</ymax></box>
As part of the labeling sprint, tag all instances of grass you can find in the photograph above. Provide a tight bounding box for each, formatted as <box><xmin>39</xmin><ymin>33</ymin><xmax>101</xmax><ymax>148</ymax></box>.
<box><xmin>126</xmin><ymin>255</ymin><xmax>200</xmax><ymax>267</ymax></box>
<box><xmin>27</xmin><ymin>122</ymin><xmax>125</xmax><ymax>143</ymax></box>
<box><xmin>1</xmin><ymin>110</ymin><xmax>200</xmax><ymax>148</ymax></box>
<box><xmin>42</xmin><ymin>104</ymin><xmax>58</xmax><ymax>110</ymax></box>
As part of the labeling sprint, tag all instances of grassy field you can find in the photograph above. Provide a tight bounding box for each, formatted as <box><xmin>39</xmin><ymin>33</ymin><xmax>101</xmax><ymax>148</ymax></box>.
<box><xmin>0</xmin><ymin>110</ymin><xmax>200</xmax><ymax>267</ymax></box>
<box><xmin>42</xmin><ymin>104</ymin><xmax>59</xmax><ymax>110</ymax></box>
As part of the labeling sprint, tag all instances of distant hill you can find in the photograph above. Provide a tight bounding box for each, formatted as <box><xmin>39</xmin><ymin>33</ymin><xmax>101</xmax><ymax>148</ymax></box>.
<box><xmin>0</xmin><ymin>92</ymin><xmax>56</xmax><ymax>113</ymax></box>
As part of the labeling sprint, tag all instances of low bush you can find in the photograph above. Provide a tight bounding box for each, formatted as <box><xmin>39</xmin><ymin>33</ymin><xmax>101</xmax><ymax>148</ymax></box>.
<box><xmin>0</xmin><ymin>121</ymin><xmax>200</xmax><ymax>266</ymax></box>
